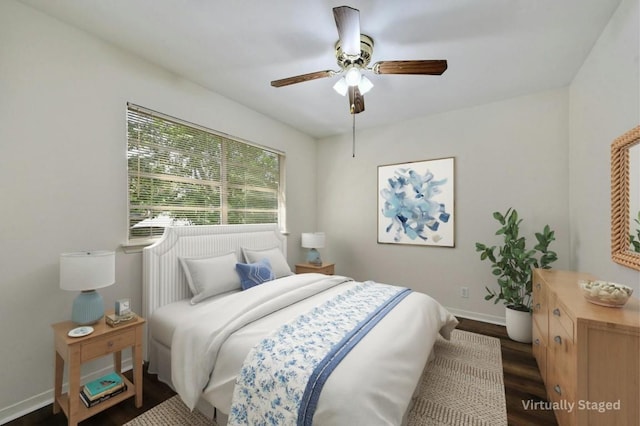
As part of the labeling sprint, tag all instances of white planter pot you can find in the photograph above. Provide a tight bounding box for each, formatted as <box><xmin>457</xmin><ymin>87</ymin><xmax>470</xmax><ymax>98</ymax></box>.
<box><xmin>505</xmin><ymin>306</ymin><xmax>532</xmax><ymax>343</ymax></box>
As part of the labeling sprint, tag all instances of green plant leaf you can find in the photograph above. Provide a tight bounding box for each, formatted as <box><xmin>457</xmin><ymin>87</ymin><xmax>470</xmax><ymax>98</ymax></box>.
<box><xmin>474</xmin><ymin>207</ymin><xmax>557</xmax><ymax>311</ymax></box>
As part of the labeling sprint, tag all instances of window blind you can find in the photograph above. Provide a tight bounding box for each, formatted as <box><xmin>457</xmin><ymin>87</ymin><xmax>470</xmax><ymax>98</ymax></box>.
<box><xmin>127</xmin><ymin>104</ymin><xmax>284</xmax><ymax>240</ymax></box>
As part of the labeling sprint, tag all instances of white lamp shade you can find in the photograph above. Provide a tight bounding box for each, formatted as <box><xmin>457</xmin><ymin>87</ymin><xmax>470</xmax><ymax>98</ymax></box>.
<box><xmin>345</xmin><ymin>66</ymin><xmax>361</xmax><ymax>86</ymax></box>
<box><xmin>335</xmin><ymin>74</ymin><xmax>373</xmax><ymax>97</ymax></box>
<box><xmin>301</xmin><ymin>232</ymin><xmax>326</xmax><ymax>249</ymax></box>
<box><xmin>333</xmin><ymin>77</ymin><xmax>348</xmax><ymax>96</ymax></box>
<box><xmin>60</xmin><ymin>251</ymin><xmax>115</xmax><ymax>291</ymax></box>
<box><xmin>358</xmin><ymin>75</ymin><xmax>374</xmax><ymax>94</ymax></box>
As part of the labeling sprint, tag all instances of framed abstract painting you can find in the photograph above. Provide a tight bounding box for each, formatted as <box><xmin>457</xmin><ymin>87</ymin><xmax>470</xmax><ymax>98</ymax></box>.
<box><xmin>378</xmin><ymin>157</ymin><xmax>455</xmax><ymax>247</ymax></box>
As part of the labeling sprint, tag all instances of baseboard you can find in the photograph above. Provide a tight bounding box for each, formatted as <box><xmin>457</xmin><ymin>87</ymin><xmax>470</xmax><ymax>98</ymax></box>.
<box><xmin>0</xmin><ymin>359</ymin><xmax>133</xmax><ymax>425</ymax></box>
<box><xmin>445</xmin><ymin>307</ymin><xmax>506</xmax><ymax>326</ymax></box>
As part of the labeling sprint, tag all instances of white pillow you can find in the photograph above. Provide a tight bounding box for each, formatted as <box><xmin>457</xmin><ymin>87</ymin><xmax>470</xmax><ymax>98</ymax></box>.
<box><xmin>179</xmin><ymin>252</ymin><xmax>241</xmax><ymax>304</ymax></box>
<box><xmin>241</xmin><ymin>246</ymin><xmax>293</xmax><ymax>278</ymax></box>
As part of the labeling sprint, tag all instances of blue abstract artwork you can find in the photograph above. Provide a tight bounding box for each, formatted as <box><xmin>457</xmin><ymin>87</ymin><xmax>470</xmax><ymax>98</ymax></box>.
<box><xmin>378</xmin><ymin>157</ymin><xmax>455</xmax><ymax>246</ymax></box>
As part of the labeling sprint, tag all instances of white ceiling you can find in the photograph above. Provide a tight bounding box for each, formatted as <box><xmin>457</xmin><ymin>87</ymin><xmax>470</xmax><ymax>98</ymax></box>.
<box><xmin>20</xmin><ymin>0</ymin><xmax>621</xmax><ymax>139</ymax></box>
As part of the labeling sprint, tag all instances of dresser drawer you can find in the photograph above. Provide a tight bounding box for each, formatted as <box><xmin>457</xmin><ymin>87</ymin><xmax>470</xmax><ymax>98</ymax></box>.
<box><xmin>81</xmin><ymin>328</ymin><xmax>136</xmax><ymax>362</ymax></box>
<box><xmin>547</xmin><ymin>383</ymin><xmax>576</xmax><ymax>426</ymax></box>
<box><xmin>532</xmin><ymin>278</ymin><xmax>548</xmax><ymax>338</ymax></box>
<box><xmin>550</xmin><ymin>299</ymin><xmax>573</xmax><ymax>341</ymax></box>
<box><xmin>532</xmin><ymin>321</ymin><xmax>547</xmax><ymax>382</ymax></box>
<box><xmin>532</xmin><ymin>276</ymin><xmax>545</xmax><ymax>302</ymax></box>
<box><xmin>547</xmin><ymin>313</ymin><xmax>576</xmax><ymax>406</ymax></box>
<box><xmin>546</xmin><ymin>355</ymin><xmax>576</xmax><ymax>426</ymax></box>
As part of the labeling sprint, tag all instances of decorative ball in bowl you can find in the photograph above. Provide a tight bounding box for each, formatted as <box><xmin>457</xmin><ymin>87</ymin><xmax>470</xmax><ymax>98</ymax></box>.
<box><xmin>578</xmin><ymin>280</ymin><xmax>633</xmax><ymax>308</ymax></box>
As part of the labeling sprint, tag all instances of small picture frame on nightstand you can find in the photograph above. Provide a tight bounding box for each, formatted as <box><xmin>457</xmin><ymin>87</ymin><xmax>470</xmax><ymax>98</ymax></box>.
<box><xmin>115</xmin><ymin>298</ymin><xmax>131</xmax><ymax>316</ymax></box>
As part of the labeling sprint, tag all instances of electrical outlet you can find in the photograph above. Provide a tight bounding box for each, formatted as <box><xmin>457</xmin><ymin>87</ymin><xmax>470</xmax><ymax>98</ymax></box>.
<box><xmin>460</xmin><ymin>287</ymin><xmax>469</xmax><ymax>298</ymax></box>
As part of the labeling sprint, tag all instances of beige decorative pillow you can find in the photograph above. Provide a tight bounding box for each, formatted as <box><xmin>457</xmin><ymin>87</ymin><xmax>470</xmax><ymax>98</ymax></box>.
<box><xmin>179</xmin><ymin>252</ymin><xmax>241</xmax><ymax>304</ymax></box>
<box><xmin>241</xmin><ymin>246</ymin><xmax>292</xmax><ymax>278</ymax></box>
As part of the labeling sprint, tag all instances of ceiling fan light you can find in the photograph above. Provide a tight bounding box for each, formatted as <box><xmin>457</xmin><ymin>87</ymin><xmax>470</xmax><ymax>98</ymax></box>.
<box><xmin>358</xmin><ymin>75</ymin><xmax>374</xmax><ymax>94</ymax></box>
<box><xmin>345</xmin><ymin>66</ymin><xmax>361</xmax><ymax>86</ymax></box>
<box><xmin>333</xmin><ymin>77</ymin><xmax>348</xmax><ymax>96</ymax></box>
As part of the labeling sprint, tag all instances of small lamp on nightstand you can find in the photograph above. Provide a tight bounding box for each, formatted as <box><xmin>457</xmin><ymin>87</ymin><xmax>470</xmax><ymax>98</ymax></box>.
<box><xmin>60</xmin><ymin>251</ymin><xmax>115</xmax><ymax>325</ymax></box>
<box><xmin>301</xmin><ymin>232</ymin><xmax>325</xmax><ymax>266</ymax></box>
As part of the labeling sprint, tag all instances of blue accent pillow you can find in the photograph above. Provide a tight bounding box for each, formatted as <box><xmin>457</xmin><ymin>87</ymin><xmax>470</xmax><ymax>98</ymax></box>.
<box><xmin>236</xmin><ymin>258</ymin><xmax>276</xmax><ymax>290</ymax></box>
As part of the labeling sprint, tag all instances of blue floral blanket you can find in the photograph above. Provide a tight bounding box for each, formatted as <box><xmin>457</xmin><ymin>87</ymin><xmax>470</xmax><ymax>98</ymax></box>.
<box><xmin>228</xmin><ymin>281</ymin><xmax>411</xmax><ymax>426</ymax></box>
<box><xmin>170</xmin><ymin>273</ymin><xmax>458</xmax><ymax>425</ymax></box>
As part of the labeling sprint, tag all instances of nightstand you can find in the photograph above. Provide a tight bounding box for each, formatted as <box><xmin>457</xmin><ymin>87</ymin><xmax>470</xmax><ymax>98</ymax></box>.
<box><xmin>295</xmin><ymin>262</ymin><xmax>335</xmax><ymax>275</ymax></box>
<box><xmin>51</xmin><ymin>311</ymin><xmax>145</xmax><ymax>426</ymax></box>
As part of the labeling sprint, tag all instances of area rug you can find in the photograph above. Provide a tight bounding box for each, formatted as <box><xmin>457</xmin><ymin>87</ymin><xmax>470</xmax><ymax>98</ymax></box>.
<box><xmin>125</xmin><ymin>330</ymin><xmax>506</xmax><ymax>426</ymax></box>
<box><xmin>407</xmin><ymin>329</ymin><xmax>507</xmax><ymax>426</ymax></box>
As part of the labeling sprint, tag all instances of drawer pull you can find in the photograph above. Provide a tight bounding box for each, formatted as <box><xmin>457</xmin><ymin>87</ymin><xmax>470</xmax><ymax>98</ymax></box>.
<box><xmin>536</xmin><ymin>283</ymin><xmax>541</xmax><ymax>290</ymax></box>
<box><xmin>108</xmin><ymin>341</ymin><xmax>114</xmax><ymax>348</ymax></box>
<box><xmin>554</xmin><ymin>335</ymin><xmax>562</xmax><ymax>344</ymax></box>
<box><xmin>554</xmin><ymin>385</ymin><xmax>562</xmax><ymax>395</ymax></box>
<box><xmin>534</xmin><ymin>338</ymin><xmax>540</xmax><ymax>346</ymax></box>
<box><xmin>535</xmin><ymin>303</ymin><xmax>541</xmax><ymax>311</ymax></box>
<box><xmin>553</xmin><ymin>308</ymin><xmax>561</xmax><ymax>317</ymax></box>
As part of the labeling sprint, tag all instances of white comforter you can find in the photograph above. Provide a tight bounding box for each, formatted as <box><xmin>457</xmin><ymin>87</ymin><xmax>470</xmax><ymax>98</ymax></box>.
<box><xmin>171</xmin><ymin>273</ymin><xmax>458</xmax><ymax>425</ymax></box>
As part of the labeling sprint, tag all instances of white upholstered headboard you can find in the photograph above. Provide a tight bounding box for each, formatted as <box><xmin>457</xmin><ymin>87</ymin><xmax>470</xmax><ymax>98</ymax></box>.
<box><xmin>142</xmin><ymin>223</ymin><xmax>287</xmax><ymax>322</ymax></box>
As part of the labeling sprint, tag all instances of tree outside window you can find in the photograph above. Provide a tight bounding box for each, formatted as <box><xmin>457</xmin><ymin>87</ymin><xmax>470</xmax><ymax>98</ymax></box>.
<box><xmin>127</xmin><ymin>104</ymin><xmax>284</xmax><ymax>240</ymax></box>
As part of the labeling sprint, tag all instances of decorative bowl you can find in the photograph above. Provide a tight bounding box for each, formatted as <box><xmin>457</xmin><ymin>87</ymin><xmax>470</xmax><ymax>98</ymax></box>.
<box><xmin>578</xmin><ymin>280</ymin><xmax>633</xmax><ymax>308</ymax></box>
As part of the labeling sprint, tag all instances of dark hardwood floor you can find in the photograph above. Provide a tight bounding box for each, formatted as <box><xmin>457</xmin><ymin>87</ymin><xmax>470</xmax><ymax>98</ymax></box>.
<box><xmin>455</xmin><ymin>318</ymin><xmax>557</xmax><ymax>426</ymax></box>
<box><xmin>7</xmin><ymin>318</ymin><xmax>557</xmax><ymax>425</ymax></box>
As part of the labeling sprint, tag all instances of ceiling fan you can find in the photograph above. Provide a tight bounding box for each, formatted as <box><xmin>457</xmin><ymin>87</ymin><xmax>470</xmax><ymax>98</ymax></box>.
<box><xmin>270</xmin><ymin>5</ymin><xmax>448</xmax><ymax>115</ymax></box>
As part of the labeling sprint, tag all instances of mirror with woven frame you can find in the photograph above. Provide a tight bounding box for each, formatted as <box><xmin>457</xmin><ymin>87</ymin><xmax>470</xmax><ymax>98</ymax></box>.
<box><xmin>611</xmin><ymin>125</ymin><xmax>640</xmax><ymax>270</ymax></box>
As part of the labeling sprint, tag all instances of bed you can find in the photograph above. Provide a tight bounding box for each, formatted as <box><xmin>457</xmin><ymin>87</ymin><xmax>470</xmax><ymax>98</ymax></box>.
<box><xmin>143</xmin><ymin>224</ymin><xmax>458</xmax><ymax>425</ymax></box>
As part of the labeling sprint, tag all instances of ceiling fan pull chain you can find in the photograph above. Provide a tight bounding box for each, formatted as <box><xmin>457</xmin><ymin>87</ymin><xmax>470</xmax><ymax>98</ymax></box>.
<box><xmin>352</xmin><ymin>110</ymin><xmax>356</xmax><ymax>158</ymax></box>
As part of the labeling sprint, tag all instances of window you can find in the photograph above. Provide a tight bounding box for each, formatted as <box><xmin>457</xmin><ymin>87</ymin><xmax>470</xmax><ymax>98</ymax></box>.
<box><xmin>127</xmin><ymin>103</ymin><xmax>285</xmax><ymax>240</ymax></box>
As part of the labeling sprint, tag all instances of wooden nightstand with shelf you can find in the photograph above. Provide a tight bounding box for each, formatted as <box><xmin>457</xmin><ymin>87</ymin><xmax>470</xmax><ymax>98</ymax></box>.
<box><xmin>51</xmin><ymin>311</ymin><xmax>145</xmax><ymax>426</ymax></box>
<box><xmin>295</xmin><ymin>262</ymin><xmax>335</xmax><ymax>275</ymax></box>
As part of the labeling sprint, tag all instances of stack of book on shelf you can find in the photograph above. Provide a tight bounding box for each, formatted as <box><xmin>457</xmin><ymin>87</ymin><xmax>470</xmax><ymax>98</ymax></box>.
<box><xmin>80</xmin><ymin>372</ymin><xmax>127</xmax><ymax>407</ymax></box>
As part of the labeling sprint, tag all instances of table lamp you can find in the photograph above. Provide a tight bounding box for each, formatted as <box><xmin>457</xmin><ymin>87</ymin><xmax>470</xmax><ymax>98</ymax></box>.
<box><xmin>301</xmin><ymin>232</ymin><xmax>325</xmax><ymax>266</ymax></box>
<box><xmin>60</xmin><ymin>251</ymin><xmax>115</xmax><ymax>325</ymax></box>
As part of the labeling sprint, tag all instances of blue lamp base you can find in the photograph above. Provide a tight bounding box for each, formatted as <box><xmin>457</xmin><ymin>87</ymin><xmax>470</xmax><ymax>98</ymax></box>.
<box><xmin>306</xmin><ymin>248</ymin><xmax>323</xmax><ymax>266</ymax></box>
<box><xmin>71</xmin><ymin>290</ymin><xmax>105</xmax><ymax>325</ymax></box>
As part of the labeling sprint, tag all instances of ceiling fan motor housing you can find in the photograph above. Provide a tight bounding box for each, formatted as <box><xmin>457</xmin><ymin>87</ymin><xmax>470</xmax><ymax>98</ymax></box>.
<box><xmin>335</xmin><ymin>34</ymin><xmax>374</xmax><ymax>69</ymax></box>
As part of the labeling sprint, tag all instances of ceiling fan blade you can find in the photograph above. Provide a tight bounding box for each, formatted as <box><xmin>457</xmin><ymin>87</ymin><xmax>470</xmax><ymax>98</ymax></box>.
<box><xmin>373</xmin><ymin>60</ymin><xmax>448</xmax><ymax>75</ymax></box>
<box><xmin>271</xmin><ymin>70</ymin><xmax>334</xmax><ymax>88</ymax></box>
<box><xmin>348</xmin><ymin>86</ymin><xmax>365</xmax><ymax>114</ymax></box>
<box><xmin>333</xmin><ymin>6</ymin><xmax>361</xmax><ymax>56</ymax></box>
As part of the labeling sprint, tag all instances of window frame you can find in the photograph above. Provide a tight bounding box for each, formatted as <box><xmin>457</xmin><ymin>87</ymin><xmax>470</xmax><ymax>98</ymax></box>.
<box><xmin>125</xmin><ymin>103</ymin><xmax>286</xmax><ymax>246</ymax></box>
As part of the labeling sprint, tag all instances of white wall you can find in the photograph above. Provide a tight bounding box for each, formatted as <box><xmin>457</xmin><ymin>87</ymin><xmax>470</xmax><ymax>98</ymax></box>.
<box><xmin>2</xmin><ymin>0</ymin><xmax>638</xmax><ymax>422</ymax></box>
<box><xmin>569</xmin><ymin>0</ymin><xmax>640</xmax><ymax>290</ymax></box>
<box><xmin>317</xmin><ymin>89</ymin><xmax>572</xmax><ymax>322</ymax></box>
<box><xmin>0</xmin><ymin>1</ymin><xmax>317</xmax><ymax>421</ymax></box>
<box><xmin>316</xmin><ymin>0</ymin><xmax>640</xmax><ymax>321</ymax></box>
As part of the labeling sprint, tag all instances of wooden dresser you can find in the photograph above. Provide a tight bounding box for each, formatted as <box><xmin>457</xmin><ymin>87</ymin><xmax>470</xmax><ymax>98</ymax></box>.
<box><xmin>532</xmin><ymin>269</ymin><xmax>640</xmax><ymax>426</ymax></box>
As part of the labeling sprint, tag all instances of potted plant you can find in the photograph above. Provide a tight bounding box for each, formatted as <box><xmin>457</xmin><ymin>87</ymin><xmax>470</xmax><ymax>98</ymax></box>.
<box><xmin>475</xmin><ymin>208</ymin><xmax>557</xmax><ymax>342</ymax></box>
